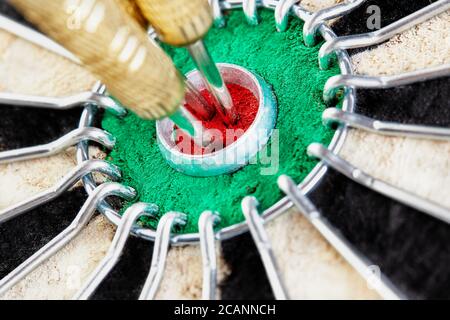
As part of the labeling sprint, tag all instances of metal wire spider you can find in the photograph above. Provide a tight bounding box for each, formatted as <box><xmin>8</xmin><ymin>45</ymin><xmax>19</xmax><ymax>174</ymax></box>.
<box><xmin>0</xmin><ymin>0</ymin><xmax>449</xmax><ymax>300</ymax></box>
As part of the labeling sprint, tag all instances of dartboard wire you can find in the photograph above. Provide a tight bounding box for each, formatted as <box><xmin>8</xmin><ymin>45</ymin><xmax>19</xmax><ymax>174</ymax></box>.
<box><xmin>138</xmin><ymin>212</ymin><xmax>187</xmax><ymax>300</ymax></box>
<box><xmin>318</xmin><ymin>0</ymin><xmax>450</xmax><ymax>69</ymax></box>
<box><xmin>208</xmin><ymin>0</ymin><xmax>225</xmax><ymax>27</ymax></box>
<box><xmin>0</xmin><ymin>182</ymin><xmax>136</xmax><ymax>297</ymax></box>
<box><xmin>277</xmin><ymin>174</ymin><xmax>405</xmax><ymax>300</ymax></box>
<box><xmin>0</xmin><ymin>14</ymin><xmax>125</xmax><ymax>117</ymax></box>
<box><xmin>0</xmin><ymin>90</ymin><xmax>125</xmax><ymax>115</ymax></box>
<box><xmin>308</xmin><ymin>143</ymin><xmax>450</xmax><ymax>225</ymax></box>
<box><xmin>302</xmin><ymin>0</ymin><xmax>367</xmax><ymax>46</ymax></box>
<box><xmin>323</xmin><ymin>107</ymin><xmax>450</xmax><ymax>142</ymax></box>
<box><xmin>0</xmin><ymin>13</ymin><xmax>128</xmax><ymax>118</ymax></box>
<box><xmin>0</xmin><ymin>160</ymin><xmax>122</xmax><ymax>224</ymax></box>
<box><xmin>242</xmin><ymin>196</ymin><xmax>289</xmax><ymax>300</ymax></box>
<box><xmin>323</xmin><ymin>64</ymin><xmax>450</xmax><ymax>105</ymax></box>
<box><xmin>77</xmin><ymin>84</ymin><xmax>129</xmax><ymax>227</ymax></box>
<box><xmin>0</xmin><ymin>0</ymin><xmax>447</xmax><ymax>300</ymax></box>
<box><xmin>198</xmin><ymin>211</ymin><xmax>221</xmax><ymax>300</ymax></box>
<box><xmin>74</xmin><ymin>202</ymin><xmax>159</xmax><ymax>300</ymax></box>
<box><xmin>0</xmin><ymin>127</ymin><xmax>115</xmax><ymax>164</ymax></box>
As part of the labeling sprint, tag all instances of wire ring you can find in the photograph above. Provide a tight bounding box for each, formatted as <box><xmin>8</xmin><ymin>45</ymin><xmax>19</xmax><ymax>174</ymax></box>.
<box><xmin>274</xmin><ymin>0</ymin><xmax>299</xmax><ymax>32</ymax></box>
<box><xmin>77</xmin><ymin>0</ymin><xmax>356</xmax><ymax>245</ymax></box>
<box><xmin>243</xmin><ymin>0</ymin><xmax>260</xmax><ymax>25</ymax></box>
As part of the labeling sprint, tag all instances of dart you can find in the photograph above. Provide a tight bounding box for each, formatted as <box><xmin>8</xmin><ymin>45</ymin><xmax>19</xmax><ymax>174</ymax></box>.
<box><xmin>9</xmin><ymin>0</ymin><xmax>277</xmax><ymax>176</ymax></box>
<box><xmin>130</xmin><ymin>0</ymin><xmax>277</xmax><ymax>176</ymax></box>
<box><xmin>120</xmin><ymin>0</ymin><xmax>216</xmax><ymax>121</ymax></box>
<box><xmin>135</xmin><ymin>0</ymin><xmax>238</xmax><ymax>125</ymax></box>
<box><xmin>10</xmin><ymin>0</ymin><xmax>213</xmax><ymax>147</ymax></box>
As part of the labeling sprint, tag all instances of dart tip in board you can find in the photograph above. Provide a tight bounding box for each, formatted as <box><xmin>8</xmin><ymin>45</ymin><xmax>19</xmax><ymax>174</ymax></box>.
<box><xmin>177</xmin><ymin>83</ymin><xmax>259</xmax><ymax>156</ymax></box>
<box><xmin>157</xmin><ymin>63</ymin><xmax>278</xmax><ymax>177</ymax></box>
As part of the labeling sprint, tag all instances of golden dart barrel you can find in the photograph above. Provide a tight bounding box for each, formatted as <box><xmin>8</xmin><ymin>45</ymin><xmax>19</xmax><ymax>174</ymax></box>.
<box><xmin>135</xmin><ymin>0</ymin><xmax>213</xmax><ymax>46</ymax></box>
<box><xmin>10</xmin><ymin>0</ymin><xmax>184</xmax><ymax>120</ymax></box>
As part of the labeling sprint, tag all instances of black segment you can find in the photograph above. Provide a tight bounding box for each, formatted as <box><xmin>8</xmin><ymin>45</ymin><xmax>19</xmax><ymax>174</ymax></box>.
<box><xmin>331</xmin><ymin>3</ymin><xmax>450</xmax><ymax>300</ymax></box>
<box><xmin>0</xmin><ymin>0</ymin><xmax>30</xmax><ymax>25</ymax></box>
<box><xmin>309</xmin><ymin>169</ymin><xmax>450</xmax><ymax>299</ymax></box>
<box><xmin>355</xmin><ymin>77</ymin><xmax>450</xmax><ymax>126</ymax></box>
<box><xmin>0</xmin><ymin>107</ymin><xmax>83</xmax><ymax>151</ymax></box>
<box><xmin>0</xmin><ymin>188</ymin><xmax>87</xmax><ymax>279</ymax></box>
<box><xmin>220</xmin><ymin>232</ymin><xmax>275</xmax><ymax>300</ymax></box>
<box><xmin>90</xmin><ymin>236</ymin><xmax>154</xmax><ymax>300</ymax></box>
<box><xmin>332</xmin><ymin>0</ymin><xmax>438</xmax><ymax>37</ymax></box>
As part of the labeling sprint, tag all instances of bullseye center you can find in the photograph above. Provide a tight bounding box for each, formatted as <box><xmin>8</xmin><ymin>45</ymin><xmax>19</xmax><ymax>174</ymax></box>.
<box><xmin>156</xmin><ymin>63</ymin><xmax>277</xmax><ymax>177</ymax></box>
<box><xmin>175</xmin><ymin>83</ymin><xmax>259</xmax><ymax>155</ymax></box>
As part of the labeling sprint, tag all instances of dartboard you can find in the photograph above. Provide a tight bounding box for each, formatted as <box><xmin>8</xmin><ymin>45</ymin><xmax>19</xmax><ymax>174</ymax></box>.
<box><xmin>0</xmin><ymin>0</ymin><xmax>449</xmax><ymax>300</ymax></box>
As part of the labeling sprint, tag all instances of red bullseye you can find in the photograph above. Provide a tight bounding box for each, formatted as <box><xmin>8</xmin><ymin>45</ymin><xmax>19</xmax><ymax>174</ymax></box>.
<box><xmin>157</xmin><ymin>63</ymin><xmax>277</xmax><ymax>177</ymax></box>
<box><xmin>176</xmin><ymin>83</ymin><xmax>259</xmax><ymax>155</ymax></box>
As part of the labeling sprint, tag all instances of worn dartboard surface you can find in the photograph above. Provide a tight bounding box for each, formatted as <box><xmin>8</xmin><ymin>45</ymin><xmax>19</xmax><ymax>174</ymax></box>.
<box><xmin>0</xmin><ymin>0</ymin><xmax>449</xmax><ymax>300</ymax></box>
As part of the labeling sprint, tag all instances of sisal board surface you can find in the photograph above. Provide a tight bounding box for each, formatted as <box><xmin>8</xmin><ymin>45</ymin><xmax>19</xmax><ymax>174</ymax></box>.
<box><xmin>0</xmin><ymin>0</ymin><xmax>449</xmax><ymax>299</ymax></box>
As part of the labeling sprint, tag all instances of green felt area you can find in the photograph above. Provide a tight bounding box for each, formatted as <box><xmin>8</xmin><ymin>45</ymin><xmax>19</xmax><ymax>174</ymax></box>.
<box><xmin>102</xmin><ymin>9</ymin><xmax>339</xmax><ymax>233</ymax></box>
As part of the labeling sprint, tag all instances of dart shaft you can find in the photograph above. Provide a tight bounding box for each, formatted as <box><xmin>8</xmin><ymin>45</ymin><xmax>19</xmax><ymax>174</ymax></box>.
<box><xmin>135</xmin><ymin>0</ymin><xmax>238</xmax><ymax>124</ymax></box>
<box><xmin>142</xmin><ymin>23</ymin><xmax>215</xmax><ymax>121</ymax></box>
<box><xmin>188</xmin><ymin>40</ymin><xmax>237</xmax><ymax>124</ymax></box>
<box><xmin>184</xmin><ymin>76</ymin><xmax>216</xmax><ymax>121</ymax></box>
<box><xmin>142</xmin><ymin>35</ymin><xmax>214</xmax><ymax>134</ymax></box>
